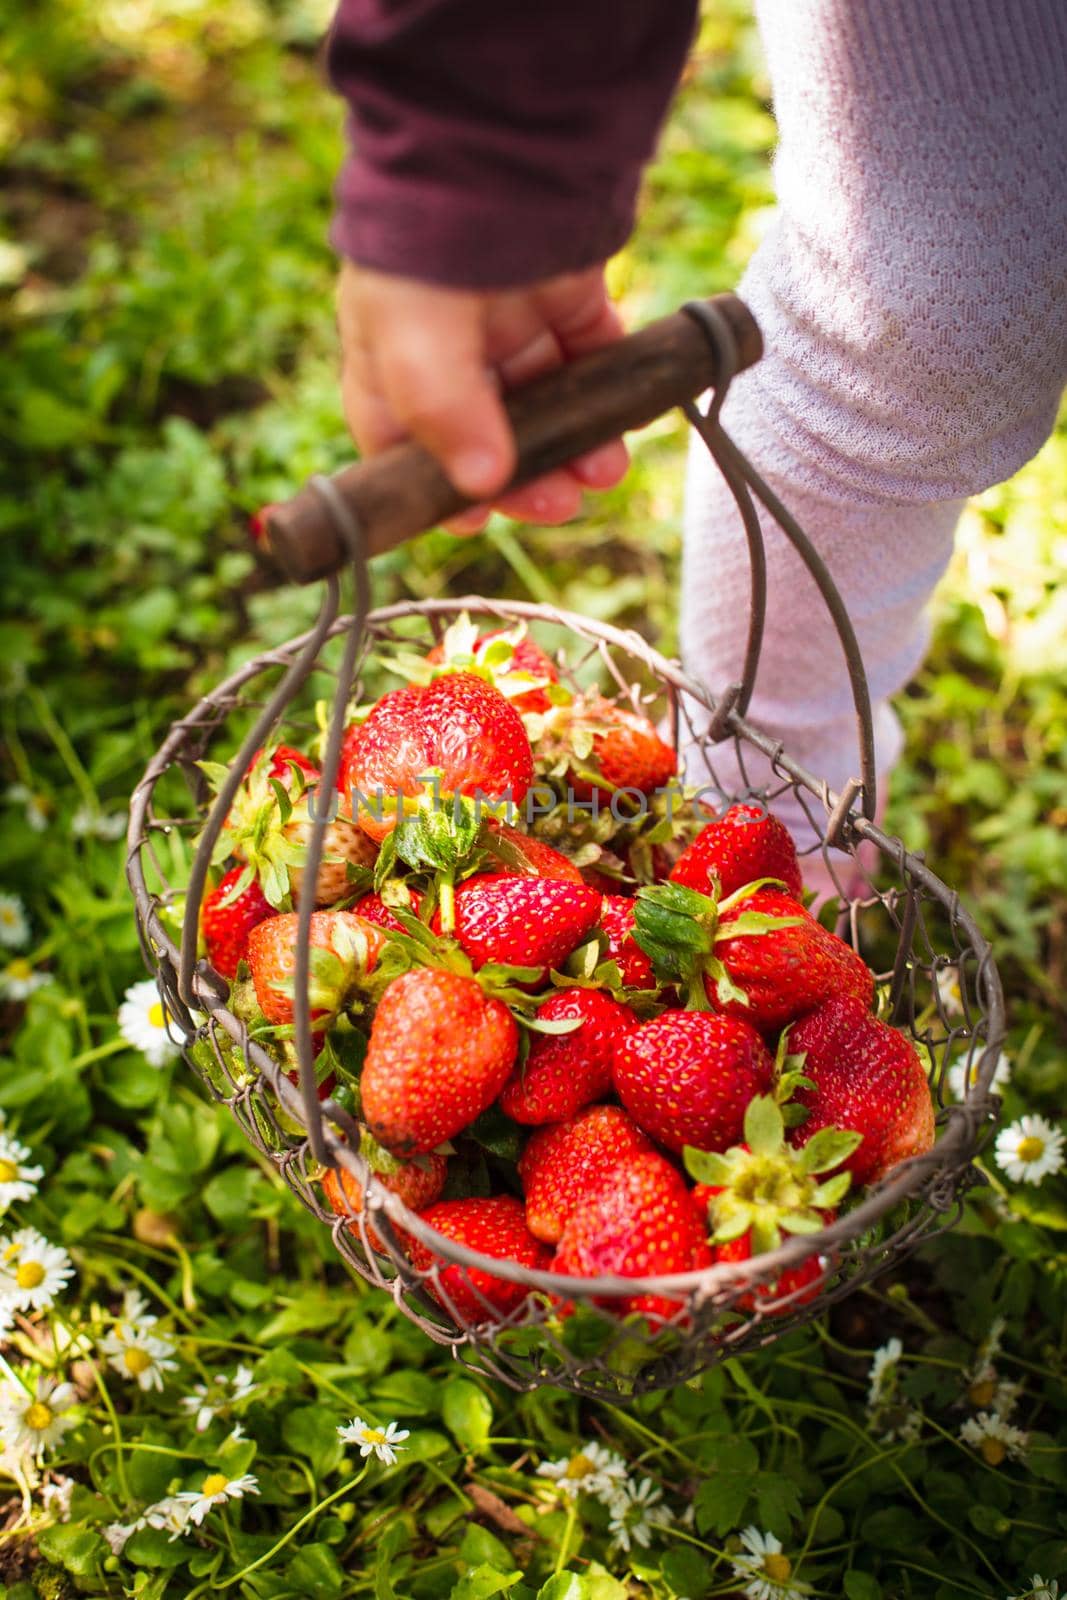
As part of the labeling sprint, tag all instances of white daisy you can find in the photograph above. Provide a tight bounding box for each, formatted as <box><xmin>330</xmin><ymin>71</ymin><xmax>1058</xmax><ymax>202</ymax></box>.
<box><xmin>177</xmin><ymin>1470</ymin><xmax>260</xmax><ymax>1525</ymax></box>
<box><xmin>731</xmin><ymin>1527</ymin><xmax>812</xmax><ymax>1600</ymax></box>
<box><xmin>959</xmin><ymin>1411</ymin><xmax>1028</xmax><ymax>1466</ymax></box>
<box><xmin>536</xmin><ymin>1440</ymin><xmax>629</xmax><ymax>1502</ymax></box>
<box><xmin>337</xmin><ymin>1416</ymin><xmax>410</xmax><ymax>1465</ymax></box>
<box><xmin>0</xmin><ymin>1375</ymin><xmax>78</xmax><ymax>1460</ymax></box>
<box><xmin>935</xmin><ymin>965</ymin><xmax>965</xmax><ymax>1016</ymax></box>
<box><xmin>71</xmin><ymin>806</ymin><xmax>127</xmax><ymax>842</ymax></box>
<box><xmin>0</xmin><ymin>1133</ymin><xmax>44</xmax><ymax>1212</ymax></box>
<box><xmin>0</xmin><ymin>959</ymin><xmax>50</xmax><ymax>1002</ymax></box>
<box><xmin>7</xmin><ymin>786</ymin><xmax>51</xmax><ymax>834</ymax></box>
<box><xmin>103</xmin><ymin>1519</ymin><xmax>142</xmax><ymax>1554</ymax></box>
<box><xmin>948</xmin><ymin>1049</ymin><xmax>1012</xmax><ymax>1101</ymax></box>
<box><xmin>1009</xmin><ymin>1578</ymin><xmax>1060</xmax><ymax>1600</ymax></box>
<box><xmin>0</xmin><ymin>894</ymin><xmax>29</xmax><ymax>949</ymax></box>
<box><xmin>144</xmin><ymin>1493</ymin><xmax>197</xmax><ymax>1539</ymax></box>
<box><xmin>180</xmin><ymin>1365</ymin><xmax>257</xmax><ymax>1433</ymax></box>
<box><xmin>117</xmin><ymin>979</ymin><xmax>182</xmax><ymax>1068</ymax></box>
<box><xmin>0</xmin><ymin>1227</ymin><xmax>75</xmax><ymax>1312</ymax></box>
<box><xmin>994</xmin><ymin>1116</ymin><xmax>1065</xmax><ymax>1185</ymax></box>
<box><xmin>98</xmin><ymin>1323</ymin><xmax>178</xmax><ymax>1393</ymax></box>
<box><xmin>866</xmin><ymin>1338</ymin><xmax>903</xmax><ymax>1406</ymax></box>
<box><xmin>606</xmin><ymin>1477</ymin><xmax>671</xmax><ymax>1553</ymax></box>
<box><xmin>40</xmin><ymin>1474</ymin><xmax>75</xmax><ymax>1517</ymax></box>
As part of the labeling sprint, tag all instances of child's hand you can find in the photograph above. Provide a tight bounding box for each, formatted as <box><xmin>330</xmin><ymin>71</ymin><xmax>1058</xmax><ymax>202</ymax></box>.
<box><xmin>336</xmin><ymin>260</ymin><xmax>630</xmax><ymax>532</ymax></box>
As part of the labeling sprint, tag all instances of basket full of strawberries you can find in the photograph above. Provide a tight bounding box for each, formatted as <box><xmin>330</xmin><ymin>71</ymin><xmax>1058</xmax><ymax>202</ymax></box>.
<box><xmin>127</xmin><ymin>298</ymin><xmax>1005</xmax><ymax>1396</ymax></box>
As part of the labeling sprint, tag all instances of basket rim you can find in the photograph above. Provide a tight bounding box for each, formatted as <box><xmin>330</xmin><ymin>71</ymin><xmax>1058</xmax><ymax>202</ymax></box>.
<box><xmin>126</xmin><ymin>596</ymin><xmax>1006</xmax><ymax>1304</ymax></box>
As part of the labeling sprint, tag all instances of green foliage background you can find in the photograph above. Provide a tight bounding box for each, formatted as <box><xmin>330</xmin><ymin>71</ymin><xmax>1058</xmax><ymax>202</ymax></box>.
<box><xmin>1</xmin><ymin>2</ymin><xmax>1065</xmax><ymax>1597</ymax></box>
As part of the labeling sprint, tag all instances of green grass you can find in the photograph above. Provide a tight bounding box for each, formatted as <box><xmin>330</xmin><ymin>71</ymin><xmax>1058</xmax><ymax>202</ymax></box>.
<box><xmin>1</xmin><ymin>3</ymin><xmax>1065</xmax><ymax>1597</ymax></box>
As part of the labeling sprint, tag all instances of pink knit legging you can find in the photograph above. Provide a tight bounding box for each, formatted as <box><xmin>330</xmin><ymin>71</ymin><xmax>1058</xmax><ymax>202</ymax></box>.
<box><xmin>681</xmin><ymin>0</ymin><xmax>1067</xmax><ymax>846</ymax></box>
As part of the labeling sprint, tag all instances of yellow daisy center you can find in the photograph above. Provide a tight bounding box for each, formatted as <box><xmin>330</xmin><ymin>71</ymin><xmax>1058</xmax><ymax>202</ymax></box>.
<box><xmin>0</xmin><ymin>1158</ymin><xmax>19</xmax><ymax>1183</ymax></box>
<box><xmin>0</xmin><ymin>908</ymin><xmax>15</xmax><ymax>925</ymax></box>
<box><xmin>6</xmin><ymin>959</ymin><xmax>32</xmax><ymax>982</ymax></box>
<box><xmin>764</xmin><ymin>1553</ymin><xmax>793</xmax><ymax>1582</ymax></box>
<box><xmin>124</xmin><ymin>1346</ymin><xmax>153</xmax><ymax>1376</ymax></box>
<box><xmin>1017</xmin><ymin>1136</ymin><xmax>1045</xmax><ymax>1163</ymax></box>
<box><xmin>25</xmin><ymin>1402</ymin><xmax>53</xmax><ymax>1431</ymax></box>
<box><xmin>363</xmin><ymin>1428</ymin><xmax>386</xmax><ymax>1446</ymax></box>
<box><xmin>148</xmin><ymin>1001</ymin><xmax>166</xmax><ymax>1029</ymax></box>
<box><xmin>202</xmin><ymin>1473</ymin><xmax>230</xmax><ymax>1498</ymax></box>
<box><xmin>980</xmin><ymin>1437</ymin><xmax>1006</xmax><ymax>1467</ymax></box>
<box><xmin>16</xmin><ymin>1260</ymin><xmax>46</xmax><ymax>1290</ymax></box>
<box><xmin>969</xmin><ymin>1378</ymin><xmax>996</xmax><ymax>1408</ymax></box>
<box><xmin>565</xmin><ymin>1453</ymin><xmax>595</xmax><ymax>1479</ymax></box>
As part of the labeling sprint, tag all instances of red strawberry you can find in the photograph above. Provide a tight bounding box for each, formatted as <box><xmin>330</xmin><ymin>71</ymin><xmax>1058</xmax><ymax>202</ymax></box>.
<box><xmin>340</xmin><ymin>673</ymin><xmax>534</xmax><ymax>843</ymax></box>
<box><xmin>599</xmin><ymin>895</ymin><xmax>657</xmax><ymax>989</ymax></box>
<box><xmin>559</xmin><ymin>692</ymin><xmax>678</xmax><ymax>803</ymax></box>
<box><xmin>670</xmin><ymin>802</ymin><xmax>803</xmax><ymax>901</ymax></box>
<box><xmin>202</xmin><ymin>868</ymin><xmax>275</xmax><ymax>979</ymax></box>
<box><xmin>634</xmin><ymin>882</ymin><xmax>874</xmax><ymax>1032</ymax></box>
<box><xmin>213</xmin><ymin>743</ymin><xmax>376</xmax><ymax>909</ymax></box>
<box><xmin>360</xmin><ymin>968</ymin><xmax>518</xmax><ymax>1155</ymax></box>
<box><xmin>613</xmin><ymin>1010</ymin><xmax>773</xmax><ymax>1153</ymax></box>
<box><xmin>322</xmin><ymin>1146</ymin><xmax>447</xmax><ymax>1253</ymax></box>
<box><xmin>518</xmin><ymin>1105</ymin><xmax>655</xmax><ymax>1243</ymax></box>
<box><xmin>432</xmin><ymin>873</ymin><xmax>601</xmax><ymax>979</ymax></box>
<box><xmin>712</xmin><ymin>890</ymin><xmax>875</xmax><ymax>1030</ymax></box>
<box><xmin>408</xmin><ymin>1195</ymin><xmax>551</xmax><ymax>1323</ymax></box>
<box><xmin>553</xmin><ymin>1152</ymin><xmax>712</xmax><ymax>1321</ymax></box>
<box><xmin>245</xmin><ymin>910</ymin><xmax>384</xmax><ymax>1027</ymax></box>
<box><xmin>427</xmin><ymin>622</ymin><xmax>561</xmax><ymax>715</ymax></box>
<box><xmin>499</xmin><ymin>988</ymin><xmax>638</xmax><ymax>1125</ymax></box>
<box><xmin>787</xmin><ymin>997</ymin><xmax>936</xmax><ymax>1186</ymax></box>
<box><xmin>482</xmin><ymin>817</ymin><xmax>585</xmax><ymax>885</ymax></box>
<box><xmin>712</xmin><ymin>1229</ymin><xmax>828</xmax><ymax>1315</ymax></box>
<box><xmin>353</xmin><ymin>886</ymin><xmax>423</xmax><ymax>934</ymax></box>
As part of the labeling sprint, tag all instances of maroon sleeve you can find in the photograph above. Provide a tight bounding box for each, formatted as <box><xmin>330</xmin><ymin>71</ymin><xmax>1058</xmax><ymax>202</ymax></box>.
<box><xmin>326</xmin><ymin>0</ymin><xmax>698</xmax><ymax>289</ymax></box>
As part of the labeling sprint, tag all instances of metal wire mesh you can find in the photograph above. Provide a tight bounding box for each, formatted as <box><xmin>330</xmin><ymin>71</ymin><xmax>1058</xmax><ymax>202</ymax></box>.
<box><xmin>127</xmin><ymin>595</ymin><xmax>1005</xmax><ymax>1398</ymax></box>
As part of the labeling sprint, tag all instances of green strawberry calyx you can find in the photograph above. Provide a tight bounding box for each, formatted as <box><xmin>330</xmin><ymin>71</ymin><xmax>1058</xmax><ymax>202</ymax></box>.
<box><xmin>684</xmin><ymin>1095</ymin><xmax>862</xmax><ymax>1254</ymax></box>
<box><xmin>633</xmin><ymin>879</ymin><xmax>806</xmax><ymax>1011</ymax></box>
<box><xmin>382</xmin><ymin>612</ymin><xmax>566</xmax><ymax>712</ymax></box>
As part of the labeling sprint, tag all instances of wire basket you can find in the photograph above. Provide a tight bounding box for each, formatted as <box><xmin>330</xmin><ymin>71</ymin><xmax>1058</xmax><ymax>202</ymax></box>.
<box><xmin>126</xmin><ymin>296</ymin><xmax>1005</xmax><ymax>1397</ymax></box>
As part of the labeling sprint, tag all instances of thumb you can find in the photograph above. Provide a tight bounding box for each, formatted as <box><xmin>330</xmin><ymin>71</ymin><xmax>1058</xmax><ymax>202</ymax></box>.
<box><xmin>373</xmin><ymin>286</ymin><xmax>516</xmax><ymax>500</ymax></box>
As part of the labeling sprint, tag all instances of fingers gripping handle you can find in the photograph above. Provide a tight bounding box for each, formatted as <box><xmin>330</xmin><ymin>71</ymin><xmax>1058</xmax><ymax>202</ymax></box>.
<box><xmin>255</xmin><ymin>293</ymin><xmax>763</xmax><ymax>584</ymax></box>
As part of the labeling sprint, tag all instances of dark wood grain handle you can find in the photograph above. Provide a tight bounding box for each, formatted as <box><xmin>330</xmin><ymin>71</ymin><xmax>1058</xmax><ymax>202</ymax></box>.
<box><xmin>255</xmin><ymin>293</ymin><xmax>762</xmax><ymax>584</ymax></box>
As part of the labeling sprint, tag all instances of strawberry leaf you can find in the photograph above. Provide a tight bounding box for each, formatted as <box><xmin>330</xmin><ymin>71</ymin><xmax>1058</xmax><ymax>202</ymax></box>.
<box><xmin>683</xmin><ymin>1146</ymin><xmax>733</xmax><ymax>1186</ymax></box>
<box><xmin>743</xmin><ymin>1095</ymin><xmax>785</xmax><ymax>1157</ymax></box>
<box><xmin>520</xmin><ymin>1013</ymin><xmax>584</xmax><ymax>1037</ymax></box>
<box><xmin>797</xmin><ymin>1127</ymin><xmax>864</xmax><ymax>1174</ymax></box>
<box><xmin>780</xmin><ymin>1103</ymin><xmax>811</xmax><ymax>1128</ymax></box>
<box><xmin>713</xmin><ymin>911</ymin><xmax>806</xmax><ymax>942</ymax></box>
<box><xmin>778</xmin><ymin>1210</ymin><xmax>825</xmax><ymax>1235</ymax></box>
<box><xmin>638</xmin><ymin>881</ymin><xmax>716</xmax><ymax>919</ymax></box>
<box><xmin>713</xmin><ymin>1207</ymin><xmax>753</xmax><ymax>1243</ymax></box>
<box><xmin>749</xmin><ymin>1214</ymin><xmax>782</xmax><ymax>1254</ymax></box>
<box><xmin>704</xmin><ymin>954</ymin><xmax>750</xmax><ymax>1010</ymax></box>
<box><xmin>810</xmin><ymin>1171</ymin><xmax>853</xmax><ymax>1208</ymax></box>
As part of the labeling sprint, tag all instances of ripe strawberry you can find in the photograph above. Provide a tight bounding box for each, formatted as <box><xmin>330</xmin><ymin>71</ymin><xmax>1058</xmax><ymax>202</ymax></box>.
<box><xmin>340</xmin><ymin>673</ymin><xmax>534</xmax><ymax>843</ymax></box>
<box><xmin>432</xmin><ymin>873</ymin><xmax>602</xmax><ymax>979</ymax></box>
<box><xmin>787</xmin><ymin>997</ymin><xmax>936</xmax><ymax>1186</ymax></box>
<box><xmin>322</xmin><ymin>1145</ymin><xmax>447</xmax><ymax>1253</ymax></box>
<box><xmin>685</xmin><ymin>1094</ymin><xmax>853</xmax><ymax>1313</ymax></box>
<box><xmin>202</xmin><ymin>867</ymin><xmax>275</xmax><ymax>979</ymax></box>
<box><xmin>499</xmin><ymin>988</ymin><xmax>638</xmax><ymax>1125</ymax></box>
<box><xmin>245</xmin><ymin>910</ymin><xmax>384</xmax><ymax>1027</ymax></box>
<box><xmin>712</xmin><ymin>1229</ymin><xmax>829</xmax><ymax>1315</ymax></box>
<box><xmin>634</xmin><ymin>881</ymin><xmax>874</xmax><ymax>1031</ymax></box>
<box><xmin>426</xmin><ymin>619</ymin><xmax>561</xmax><ymax>715</ymax></box>
<box><xmin>360</xmin><ymin>968</ymin><xmax>518</xmax><ymax>1155</ymax></box>
<box><xmin>518</xmin><ymin>1105</ymin><xmax>655</xmax><ymax>1243</ymax></box>
<box><xmin>408</xmin><ymin>1195</ymin><xmax>551</xmax><ymax>1323</ymax></box>
<box><xmin>353</xmin><ymin>887</ymin><xmax>423</xmax><ymax>934</ymax></box>
<box><xmin>553</xmin><ymin>1152</ymin><xmax>712</xmax><ymax>1321</ymax></box>
<box><xmin>559</xmin><ymin>691</ymin><xmax>678</xmax><ymax>803</ymax></box>
<box><xmin>482</xmin><ymin>817</ymin><xmax>585</xmax><ymax>885</ymax></box>
<box><xmin>613</xmin><ymin>1010</ymin><xmax>773</xmax><ymax>1153</ymax></box>
<box><xmin>670</xmin><ymin>802</ymin><xmax>803</xmax><ymax>901</ymax></box>
<box><xmin>209</xmin><ymin>743</ymin><xmax>376</xmax><ymax>909</ymax></box>
<box><xmin>599</xmin><ymin>894</ymin><xmax>657</xmax><ymax>989</ymax></box>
